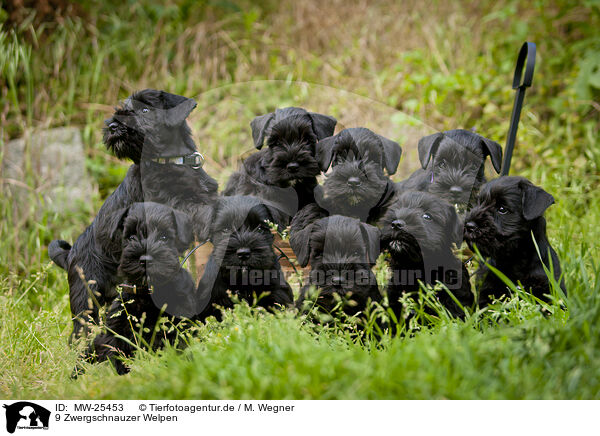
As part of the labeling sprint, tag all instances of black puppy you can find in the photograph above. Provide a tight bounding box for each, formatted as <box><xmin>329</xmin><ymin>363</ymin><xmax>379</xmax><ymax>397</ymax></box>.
<box><xmin>196</xmin><ymin>196</ymin><xmax>294</xmax><ymax>318</ymax></box>
<box><xmin>397</xmin><ymin>129</ymin><xmax>502</xmax><ymax>211</ymax></box>
<box><xmin>379</xmin><ymin>191</ymin><xmax>473</xmax><ymax>318</ymax></box>
<box><xmin>313</xmin><ymin>127</ymin><xmax>402</xmax><ymax>224</ymax></box>
<box><xmin>290</xmin><ymin>211</ymin><xmax>381</xmax><ymax>316</ymax></box>
<box><xmin>463</xmin><ymin>176</ymin><xmax>565</xmax><ymax>305</ymax></box>
<box><xmin>48</xmin><ymin>89</ymin><xmax>217</xmax><ymax>341</ymax></box>
<box><xmin>85</xmin><ymin>202</ymin><xmax>196</xmax><ymax>375</ymax></box>
<box><xmin>223</xmin><ymin>107</ymin><xmax>336</xmax><ymax>223</ymax></box>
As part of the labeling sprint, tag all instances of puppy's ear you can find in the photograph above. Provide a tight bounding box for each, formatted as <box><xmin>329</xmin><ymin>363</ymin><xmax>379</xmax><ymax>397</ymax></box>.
<box><xmin>308</xmin><ymin>112</ymin><xmax>337</xmax><ymax>140</ymax></box>
<box><xmin>250</xmin><ymin>112</ymin><xmax>275</xmax><ymax>149</ymax></box>
<box><xmin>165</xmin><ymin>98</ymin><xmax>197</xmax><ymax>126</ymax></box>
<box><xmin>359</xmin><ymin>222</ymin><xmax>380</xmax><ymax>264</ymax></box>
<box><xmin>520</xmin><ymin>181</ymin><xmax>555</xmax><ymax>220</ymax></box>
<box><xmin>377</xmin><ymin>134</ymin><xmax>402</xmax><ymax>175</ymax></box>
<box><xmin>446</xmin><ymin>204</ymin><xmax>464</xmax><ymax>246</ymax></box>
<box><xmin>194</xmin><ymin>203</ymin><xmax>217</xmax><ymax>242</ymax></box>
<box><xmin>479</xmin><ymin>136</ymin><xmax>503</xmax><ymax>174</ymax></box>
<box><xmin>290</xmin><ymin>204</ymin><xmax>325</xmax><ymax>267</ymax></box>
<box><xmin>418</xmin><ymin>132</ymin><xmax>444</xmax><ymax>169</ymax></box>
<box><xmin>316</xmin><ymin>135</ymin><xmax>337</xmax><ymax>171</ymax></box>
<box><xmin>108</xmin><ymin>206</ymin><xmax>130</xmax><ymax>241</ymax></box>
<box><xmin>289</xmin><ymin>224</ymin><xmax>312</xmax><ymax>268</ymax></box>
<box><xmin>171</xmin><ymin>209</ymin><xmax>193</xmax><ymax>247</ymax></box>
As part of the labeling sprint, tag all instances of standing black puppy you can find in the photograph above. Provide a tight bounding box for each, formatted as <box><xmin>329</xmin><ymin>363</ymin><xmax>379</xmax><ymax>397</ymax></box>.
<box><xmin>290</xmin><ymin>212</ymin><xmax>381</xmax><ymax>316</ymax></box>
<box><xmin>463</xmin><ymin>176</ymin><xmax>565</xmax><ymax>304</ymax></box>
<box><xmin>196</xmin><ymin>196</ymin><xmax>294</xmax><ymax>318</ymax></box>
<box><xmin>85</xmin><ymin>202</ymin><xmax>197</xmax><ymax>375</ymax></box>
<box><xmin>48</xmin><ymin>89</ymin><xmax>217</xmax><ymax>341</ymax></box>
<box><xmin>397</xmin><ymin>129</ymin><xmax>502</xmax><ymax>211</ymax></box>
<box><xmin>313</xmin><ymin>127</ymin><xmax>402</xmax><ymax>224</ymax></box>
<box><xmin>379</xmin><ymin>191</ymin><xmax>473</xmax><ymax>318</ymax></box>
<box><xmin>223</xmin><ymin>107</ymin><xmax>336</xmax><ymax>223</ymax></box>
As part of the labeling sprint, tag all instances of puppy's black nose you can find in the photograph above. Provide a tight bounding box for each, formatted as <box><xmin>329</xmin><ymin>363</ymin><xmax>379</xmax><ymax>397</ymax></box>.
<box><xmin>286</xmin><ymin>162</ymin><xmax>299</xmax><ymax>172</ymax></box>
<box><xmin>236</xmin><ymin>247</ymin><xmax>251</xmax><ymax>260</ymax></box>
<box><xmin>139</xmin><ymin>254</ymin><xmax>153</xmax><ymax>265</ymax></box>
<box><xmin>347</xmin><ymin>177</ymin><xmax>361</xmax><ymax>187</ymax></box>
<box><xmin>449</xmin><ymin>186</ymin><xmax>463</xmax><ymax>195</ymax></box>
<box><xmin>465</xmin><ymin>221</ymin><xmax>477</xmax><ymax>232</ymax></box>
<box><xmin>331</xmin><ymin>275</ymin><xmax>343</xmax><ymax>287</ymax></box>
<box><xmin>391</xmin><ymin>219</ymin><xmax>405</xmax><ymax>230</ymax></box>
<box><xmin>109</xmin><ymin>122</ymin><xmax>119</xmax><ymax>132</ymax></box>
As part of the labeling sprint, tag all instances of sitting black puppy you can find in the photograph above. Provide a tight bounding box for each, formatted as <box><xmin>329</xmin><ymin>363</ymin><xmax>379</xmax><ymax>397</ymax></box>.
<box><xmin>290</xmin><ymin>211</ymin><xmax>381</xmax><ymax>316</ymax></box>
<box><xmin>463</xmin><ymin>176</ymin><xmax>565</xmax><ymax>305</ymax></box>
<box><xmin>379</xmin><ymin>191</ymin><xmax>473</xmax><ymax>318</ymax></box>
<box><xmin>196</xmin><ymin>196</ymin><xmax>294</xmax><ymax>318</ymax></box>
<box><xmin>313</xmin><ymin>127</ymin><xmax>402</xmax><ymax>224</ymax></box>
<box><xmin>223</xmin><ymin>107</ymin><xmax>336</xmax><ymax>224</ymax></box>
<box><xmin>397</xmin><ymin>129</ymin><xmax>502</xmax><ymax>211</ymax></box>
<box><xmin>48</xmin><ymin>89</ymin><xmax>218</xmax><ymax>341</ymax></box>
<box><xmin>86</xmin><ymin>202</ymin><xmax>197</xmax><ymax>375</ymax></box>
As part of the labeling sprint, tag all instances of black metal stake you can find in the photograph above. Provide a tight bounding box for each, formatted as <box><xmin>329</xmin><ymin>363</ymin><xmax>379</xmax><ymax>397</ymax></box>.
<box><xmin>501</xmin><ymin>42</ymin><xmax>536</xmax><ymax>176</ymax></box>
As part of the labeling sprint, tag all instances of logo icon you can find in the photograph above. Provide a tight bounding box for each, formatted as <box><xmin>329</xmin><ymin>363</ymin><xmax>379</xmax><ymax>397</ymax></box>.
<box><xmin>2</xmin><ymin>402</ymin><xmax>50</xmax><ymax>434</ymax></box>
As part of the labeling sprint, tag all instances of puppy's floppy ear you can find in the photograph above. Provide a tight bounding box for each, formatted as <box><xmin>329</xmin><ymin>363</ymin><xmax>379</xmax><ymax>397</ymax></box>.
<box><xmin>377</xmin><ymin>134</ymin><xmax>402</xmax><ymax>175</ymax></box>
<box><xmin>445</xmin><ymin>204</ymin><xmax>464</xmax><ymax>246</ymax></box>
<box><xmin>250</xmin><ymin>112</ymin><xmax>275</xmax><ymax>149</ymax></box>
<box><xmin>418</xmin><ymin>132</ymin><xmax>444</xmax><ymax>169</ymax></box>
<box><xmin>164</xmin><ymin>97</ymin><xmax>197</xmax><ymax>127</ymax></box>
<box><xmin>108</xmin><ymin>206</ymin><xmax>130</xmax><ymax>241</ymax></box>
<box><xmin>308</xmin><ymin>112</ymin><xmax>337</xmax><ymax>140</ymax></box>
<box><xmin>171</xmin><ymin>209</ymin><xmax>193</xmax><ymax>247</ymax></box>
<box><xmin>359</xmin><ymin>222</ymin><xmax>380</xmax><ymax>264</ymax></box>
<box><xmin>289</xmin><ymin>224</ymin><xmax>313</xmax><ymax>268</ymax></box>
<box><xmin>194</xmin><ymin>202</ymin><xmax>217</xmax><ymax>242</ymax></box>
<box><xmin>479</xmin><ymin>136</ymin><xmax>503</xmax><ymax>174</ymax></box>
<box><xmin>316</xmin><ymin>135</ymin><xmax>337</xmax><ymax>171</ymax></box>
<box><xmin>520</xmin><ymin>180</ymin><xmax>555</xmax><ymax>220</ymax></box>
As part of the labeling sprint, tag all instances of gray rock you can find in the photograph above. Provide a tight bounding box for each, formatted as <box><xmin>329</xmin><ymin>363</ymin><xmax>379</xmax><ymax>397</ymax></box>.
<box><xmin>2</xmin><ymin>127</ymin><xmax>97</xmax><ymax>213</ymax></box>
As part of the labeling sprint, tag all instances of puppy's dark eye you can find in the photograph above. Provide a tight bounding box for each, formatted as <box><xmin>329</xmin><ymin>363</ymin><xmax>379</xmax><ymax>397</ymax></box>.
<box><xmin>422</xmin><ymin>213</ymin><xmax>432</xmax><ymax>221</ymax></box>
<box><xmin>142</xmin><ymin>107</ymin><xmax>149</xmax><ymax>113</ymax></box>
<box><xmin>498</xmin><ymin>206</ymin><xmax>509</xmax><ymax>215</ymax></box>
<box><xmin>438</xmin><ymin>160</ymin><xmax>446</xmax><ymax>169</ymax></box>
<box><xmin>159</xmin><ymin>234</ymin><xmax>169</xmax><ymax>241</ymax></box>
<box><xmin>128</xmin><ymin>235</ymin><xmax>135</xmax><ymax>240</ymax></box>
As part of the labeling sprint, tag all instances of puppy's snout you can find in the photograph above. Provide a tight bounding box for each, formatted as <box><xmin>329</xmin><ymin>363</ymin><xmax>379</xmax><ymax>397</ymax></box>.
<box><xmin>449</xmin><ymin>185</ymin><xmax>463</xmax><ymax>195</ymax></box>
<box><xmin>286</xmin><ymin>162</ymin><xmax>300</xmax><ymax>172</ymax></box>
<box><xmin>347</xmin><ymin>176</ymin><xmax>362</xmax><ymax>188</ymax></box>
<box><xmin>236</xmin><ymin>247</ymin><xmax>251</xmax><ymax>260</ymax></box>
<box><xmin>139</xmin><ymin>254</ymin><xmax>153</xmax><ymax>266</ymax></box>
<box><xmin>331</xmin><ymin>275</ymin><xmax>343</xmax><ymax>287</ymax></box>
<box><xmin>391</xmin><ymin>219</ymin><xmax>406</xmax><ymax>230</ymax></box>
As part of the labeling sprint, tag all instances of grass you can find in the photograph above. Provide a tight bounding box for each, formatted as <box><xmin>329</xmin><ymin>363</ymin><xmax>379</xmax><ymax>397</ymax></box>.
<box><xmin>1</xmin><ymin>0</ymin><xmax>599</xmax><ymax>399</ymax></box>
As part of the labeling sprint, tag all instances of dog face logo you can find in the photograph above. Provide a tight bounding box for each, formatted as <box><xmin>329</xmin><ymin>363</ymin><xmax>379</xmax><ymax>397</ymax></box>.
<box><xmin>417</xmin><ymin>129</ymin><xmax>502</xmax><ymax>209</ymax></box>
<box><xmin>103</xmin><ymin>89</ymin><xmax>197</xmax><ymax>162</ymax></box>
<box><xmin>3</xmin><ymin>402</ymin><xmax>50</xmax><ymax>433</ymax></box>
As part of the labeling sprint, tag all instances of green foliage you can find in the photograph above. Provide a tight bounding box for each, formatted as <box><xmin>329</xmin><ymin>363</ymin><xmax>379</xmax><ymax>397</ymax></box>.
<box><xmin>0</xmin><ymin>0</ymin><xmax>599</xmax><ymax>398</ymax></box>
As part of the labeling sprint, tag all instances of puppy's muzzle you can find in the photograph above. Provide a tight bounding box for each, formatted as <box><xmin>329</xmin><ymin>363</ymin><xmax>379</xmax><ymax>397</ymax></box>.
<box><xmin>347</xmin><ymin>176</ymin><xmax>362</xmax><ymax>188</ymax></box>
<box><xmin>236</xmin><ymin>247</ymin><xmax>251</xmax><ymax>261</ymax></box>
<box><xmin>286</xmin><ymin>162</ymin><xmax>300</xmax><ymax>173</ymax></box>
<box><xmin>391</xmin><ymin>219</ymin><xmax>406</xmax><ymax>230</ymax></box>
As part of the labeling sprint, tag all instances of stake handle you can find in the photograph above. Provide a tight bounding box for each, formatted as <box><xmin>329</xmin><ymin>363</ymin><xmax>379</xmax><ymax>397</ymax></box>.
<box><xmin>501</xmin><ymin>42</ymin><xmax>536</xmax><ymax>176</ymax></box>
